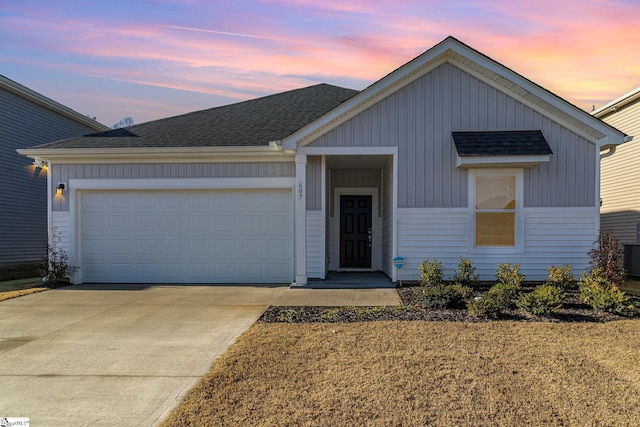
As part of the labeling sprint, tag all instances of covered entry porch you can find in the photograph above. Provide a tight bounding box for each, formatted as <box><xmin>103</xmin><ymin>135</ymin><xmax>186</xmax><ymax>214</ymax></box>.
<box><xmin>295</xmin><ymin>150</ymin><xmax>397</xmax><ymax>286</ymax></box>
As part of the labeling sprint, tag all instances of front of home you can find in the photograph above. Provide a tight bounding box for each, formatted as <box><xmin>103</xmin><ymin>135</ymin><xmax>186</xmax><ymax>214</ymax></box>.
<box><xmin>19</xmin><ymin>37</ymin><xmax>627</xmax><ymax>285</ymax></box>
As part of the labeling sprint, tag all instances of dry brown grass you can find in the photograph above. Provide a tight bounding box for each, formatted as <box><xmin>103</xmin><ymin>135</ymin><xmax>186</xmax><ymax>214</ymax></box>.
<box><xmin>164</xmin><ymin>320</ymin><xmax>640</xmax><ymax>426</ymax></box>
<box><xmin>0</xmin><ymin>287</ymin><xmax>48</xmax><ymax>302</ymax></box>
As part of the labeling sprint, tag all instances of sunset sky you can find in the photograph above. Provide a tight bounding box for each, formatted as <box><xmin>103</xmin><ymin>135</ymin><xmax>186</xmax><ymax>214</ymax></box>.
<box><xmin>1</xmin><ymin>0</ymin><xmax>639</xmax><ymax>127</ymax></box>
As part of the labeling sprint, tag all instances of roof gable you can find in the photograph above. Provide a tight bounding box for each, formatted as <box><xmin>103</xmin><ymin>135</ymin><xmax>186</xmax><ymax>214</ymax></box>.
<box><xmin>284</xmin><ymin>36</ymin><xmax>626</xmax><ymax>150</ymax></box>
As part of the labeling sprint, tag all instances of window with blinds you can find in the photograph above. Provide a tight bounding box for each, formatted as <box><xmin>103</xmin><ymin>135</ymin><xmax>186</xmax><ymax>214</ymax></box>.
<box><xmin>475</xmin><ymin>175</ymin><xmax>516</xmax><ymax>246</ymax></box>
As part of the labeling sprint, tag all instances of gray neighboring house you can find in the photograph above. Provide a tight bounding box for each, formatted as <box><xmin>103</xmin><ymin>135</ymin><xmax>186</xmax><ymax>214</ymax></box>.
<box><xmin>592</xmin><ymin>87</ymin><xmax>640</xmax><ymax>245</ymax></box>
<box><xmin>1</xmin><ymin>75</ymin><xmax>108</xmax><ymax>275</ymax></box>
<box><xmin>19</xmin><ymin>37</ymin><xmax>628</xmax><ymax>285</ymax></box>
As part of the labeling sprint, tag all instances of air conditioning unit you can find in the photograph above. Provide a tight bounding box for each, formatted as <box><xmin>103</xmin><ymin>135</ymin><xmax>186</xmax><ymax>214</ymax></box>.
<box><xmin>624</xmin><ymin>244</ymin><xmax>640</xmax><ymax>277</ymax></box>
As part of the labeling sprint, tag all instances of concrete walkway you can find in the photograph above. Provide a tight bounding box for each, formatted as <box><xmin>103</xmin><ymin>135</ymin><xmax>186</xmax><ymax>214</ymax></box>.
<box><xmin>0</xmin><ymin>283</ymin><xmax>399</xmax><ymax>426</ymax></box>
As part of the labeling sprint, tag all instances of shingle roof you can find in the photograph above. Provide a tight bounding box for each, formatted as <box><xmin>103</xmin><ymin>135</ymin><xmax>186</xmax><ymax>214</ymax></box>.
<box><xmin>34</xmin><ymin>84</ymin><xmax>359</xmax><ymax>149</ymax></box>
<box><xmin>452</xmin><ymin>130</ymin><xmax>553</xmax><ymax>156</ymax></box>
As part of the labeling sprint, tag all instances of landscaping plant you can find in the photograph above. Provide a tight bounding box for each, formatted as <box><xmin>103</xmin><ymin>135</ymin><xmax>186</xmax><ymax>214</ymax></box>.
<box><xmin>545</xmin><ymin>264</ymin><xmax>575</xmax><ymax>290</ymax></box>
<box><xmin>578</xmin><ymin>268</ymin><xmax>637</xmax><ymax>316</ymax></box>
<box><xmin>418</xmin><ymin>283</ymin><xmax>473</xmax><ymax>309</ymax></box>
<box><xmin>588</xmin><ymin>230</ymin><xmax>626</xmax><ymax>287</ymax></box>
<box><xmin>496</xmin><ymin>262</ymin><xmax>525</xmax><ymax>287</ymax></box>
<box><xmin>452</xmin><ymin>257</ymin><xmax>480</xmax><ymax>288</ymax></box>
<box><xmin>38</xmin><ymin>229</ymin><xmax>79</xmax><ymax>286</ymax></box>
<box><xmin>468</xmin><ymin>263</ymin><xmax>524</xmax><ymax>318</ymax></box>
<box><xmin>419</xmin><ymin>259</ymin><xmax>444</xmax><ymax>286</ymax></box>
<box><xmin>517</xmin><ymin>284</ymin><xmax>566</xmax><ymax>316</ymax></box>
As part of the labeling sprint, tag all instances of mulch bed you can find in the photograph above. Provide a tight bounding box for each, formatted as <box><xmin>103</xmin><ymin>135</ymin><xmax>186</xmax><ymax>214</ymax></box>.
<box><xmin>259</xmin><ymin>284</ymin><xmax>640</xmax><ymax>324</ymax></box>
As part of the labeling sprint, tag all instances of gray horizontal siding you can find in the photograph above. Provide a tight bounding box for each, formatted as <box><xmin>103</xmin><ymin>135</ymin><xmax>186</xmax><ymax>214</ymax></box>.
<box><xmin>0</xmin><ymin>87</ymin><xmax>99</xmax><ymax>264</ymax></box>
<box><xmin>307</xmin><ymin>62</ymin><xmax>596</xmax><ymax>209</ymax></box>
<box><xmin>51</xmin><ymin>162</ymin><xmax>295</xmax><ymax>211</ymax></box>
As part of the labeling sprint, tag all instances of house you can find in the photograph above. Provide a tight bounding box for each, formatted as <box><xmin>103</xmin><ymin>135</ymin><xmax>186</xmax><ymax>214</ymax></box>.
<box><xmin>1</xmin><ymin>75</ymin><xmax>108</xmax><ymax>278</ymax></box>
<box><xmin>592</xmin><ymin>87</ymin><xmax>640</xmax><ymax>245</ymax></box>
<box><xmin>18</xmin><ymin>37</ymin><xmax>628</xmax><ymax>285</ymax></box>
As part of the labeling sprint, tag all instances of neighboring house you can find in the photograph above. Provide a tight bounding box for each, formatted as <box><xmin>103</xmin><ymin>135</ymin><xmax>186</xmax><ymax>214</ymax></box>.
<box><xmin>592</xmin><ymin>87</ymin><xmax>640</xmax><ymax>245</ymax></box>
<box><xmin>18</xmin><ymin>37</ymin><xmax>628</xmax><ymax>285</ymax></box>
<box><xmin>1</xmin><ymin>75</ymin><xmax>108</xmax><ymax>274</ymax></box>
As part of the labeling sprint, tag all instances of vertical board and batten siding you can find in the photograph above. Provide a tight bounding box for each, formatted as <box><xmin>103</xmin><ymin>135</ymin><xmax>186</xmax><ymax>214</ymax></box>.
<box><xmin>306</xmin><ymin>156</ymin><xmax>322</xmax><ymax>211</ymax></box>
<box><xmin>306</xmin><ymin>62</ymin><xmax>596</xmax><ymax>209</ymax></box>
<box><xmin>600</xmin><ymin>101</ymin><xmax>640</xmax><ymax>244</ymax></box>
<box><xmin>330</xmin><ymin>169</ymin><xmax>381</xmax><ymax>216</ymax></box>
<box><xmin>51</xmin><ymin>162</ymin><xmax>296</xmax><ymax>211</ymax></box>
<box><xmin>397</xmin><ymin>208</ymin><xmax>595</xmax><ymax>281</ymax></box>
<box><xmin>0</xmin><ymin>88</ymin><xmax>100</xmax><ymax>264</ymax></box>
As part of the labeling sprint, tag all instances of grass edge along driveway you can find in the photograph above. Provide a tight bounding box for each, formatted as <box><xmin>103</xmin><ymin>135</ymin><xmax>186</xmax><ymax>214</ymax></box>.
<box><xmin>164</xmin><ymin>319</ymin><xmax>640</xmax><ymax>426</ymax></box>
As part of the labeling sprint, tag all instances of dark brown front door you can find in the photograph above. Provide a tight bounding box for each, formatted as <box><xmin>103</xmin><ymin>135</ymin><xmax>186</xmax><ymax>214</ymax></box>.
<box><xmin>340</xmin><ymin>195</ymin><xmax>372</xmax><ymax>268</ymax></box>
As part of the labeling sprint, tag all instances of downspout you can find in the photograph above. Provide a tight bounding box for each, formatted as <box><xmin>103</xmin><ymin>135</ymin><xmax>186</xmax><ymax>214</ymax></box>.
<box><xmin>600</xmin><ymin>135</ymin><xmax>633</xmax><ymax>159</ymax></box>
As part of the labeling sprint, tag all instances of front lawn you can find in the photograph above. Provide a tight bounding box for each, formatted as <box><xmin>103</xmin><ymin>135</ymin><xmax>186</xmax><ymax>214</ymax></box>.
<box><xmin>0</xmin><ymin>277</ymin><xmax>48</xmax><ymax>301</ymax></box>
<box><xmin>163</xmin><ymin>320</ymin><xmax>640</xmax><ymax>426</ymax></box>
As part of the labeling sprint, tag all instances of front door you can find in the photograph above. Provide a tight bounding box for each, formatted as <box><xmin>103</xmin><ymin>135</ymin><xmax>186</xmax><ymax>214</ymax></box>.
<box><xmin>340</xmin><ymin>195</ymin><xmax>372</xmax><ymax>268</ymax></box>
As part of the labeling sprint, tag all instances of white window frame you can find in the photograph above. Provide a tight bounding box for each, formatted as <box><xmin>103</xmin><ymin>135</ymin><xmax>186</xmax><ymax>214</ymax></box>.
<box><xmin>468</xmin><ymin>168</ymin><xmax>524</xmax><ymax>254</ymax></box>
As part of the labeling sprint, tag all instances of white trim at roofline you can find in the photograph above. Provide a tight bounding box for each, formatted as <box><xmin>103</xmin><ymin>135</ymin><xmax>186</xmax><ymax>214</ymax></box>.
<box><xmin>69</xmin><ymin>177</ymin><xmax>295</xmax><ymax>190</ymax></box>
<box><xmin>456</xmin><ymin>154</ymin><xmax>551</xmax><ymax>169</ymax></box>
<box><xmin>0</xmin><ymin>75</ymin><xmax>108</xmax><ymax>131</ymax></box>
<box><xmin>282</xmin><ymin>37</ymin><xmax>626</xmax><ymax>150</ymax></box>
<box><xmin>592</xmin><ymin>86</ymin><xmax>640</xmax><ymax>118</ymax></box>
<box><xmin>17</xmin><ymin>146</ymin><xmax>294</xmax><ymax>164</ymax></box>
<box><xmin>298</xmin><ymin>147</ymin><xmax>398</xmax><ymax>156</ymax></box>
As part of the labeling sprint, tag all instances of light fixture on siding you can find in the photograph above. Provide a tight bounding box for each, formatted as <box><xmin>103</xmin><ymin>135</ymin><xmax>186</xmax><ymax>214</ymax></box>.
<box><xmin>33</xmin><ymin>158</ymin><xmax>47</xmax><ymax>169</ymax></box>
<box><xmin>56</xmin><ymin>182</ymin><xmax>66</xmax><ymax>196</ymax></box>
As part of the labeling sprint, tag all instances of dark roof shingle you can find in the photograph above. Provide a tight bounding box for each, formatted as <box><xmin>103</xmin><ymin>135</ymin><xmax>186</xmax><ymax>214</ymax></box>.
<box><xmin>452</xmin><ymin>130</ymin><xmax>553</xmax><ymax>156</ymax></box>
<box><xmin>35</xmin><ymin>84</ymin><xmax>359</xmax><ymax>149</ymax></box>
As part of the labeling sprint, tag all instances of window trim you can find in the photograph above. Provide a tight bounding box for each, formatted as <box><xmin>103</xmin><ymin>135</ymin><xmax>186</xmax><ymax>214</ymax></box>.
<box><xmin>468</xmin><ymin>169</ymin><xmax>524</xmax><ymax>254</ymax></box>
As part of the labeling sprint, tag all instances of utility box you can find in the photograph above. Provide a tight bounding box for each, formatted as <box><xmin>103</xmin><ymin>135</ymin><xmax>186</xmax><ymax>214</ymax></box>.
<box><xmin>624</xmin><ymin>244</ymin><xmax>640</xmax><ymax>277</ymax></box>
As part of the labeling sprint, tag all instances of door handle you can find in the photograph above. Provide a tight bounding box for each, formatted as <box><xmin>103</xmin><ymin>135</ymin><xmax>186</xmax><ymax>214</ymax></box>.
<box><xmin>368</xmin><ymin>228</ymin><xmax>372</xmax><ymax>247</ymax></box>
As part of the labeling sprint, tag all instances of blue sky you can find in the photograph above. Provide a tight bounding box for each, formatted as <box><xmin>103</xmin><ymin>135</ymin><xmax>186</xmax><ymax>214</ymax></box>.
<box><xmin>1</xmin><ymin>0</ymin><xmax>639</xmax><ymax>127</ymax></box>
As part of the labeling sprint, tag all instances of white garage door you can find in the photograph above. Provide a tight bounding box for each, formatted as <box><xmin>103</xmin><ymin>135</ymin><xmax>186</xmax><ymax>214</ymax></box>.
<box><xmin>80</xmin><ymin>189</ymin><xmax>293</xmax><ymax>283</ymax></box>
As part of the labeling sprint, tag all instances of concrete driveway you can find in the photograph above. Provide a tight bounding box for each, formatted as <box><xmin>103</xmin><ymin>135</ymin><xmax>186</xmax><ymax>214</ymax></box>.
<box><xmin>0</xmin><ymin>283</ymin><xmax>400</xmax><ymax>426</ymax></box>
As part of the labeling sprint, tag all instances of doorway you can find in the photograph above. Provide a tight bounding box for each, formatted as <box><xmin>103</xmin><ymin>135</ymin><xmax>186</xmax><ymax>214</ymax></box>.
<box><xmin>339</xmin><ymin>195</ymin><xmax>372</xmax><ymax>268</ymax></box>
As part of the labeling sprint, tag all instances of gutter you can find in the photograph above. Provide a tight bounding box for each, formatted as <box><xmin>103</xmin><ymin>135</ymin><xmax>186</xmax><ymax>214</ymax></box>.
<box><xmin>600</xmin><ymin>135</ymin><xmax>634</xmax><ymax>159</ymax></box>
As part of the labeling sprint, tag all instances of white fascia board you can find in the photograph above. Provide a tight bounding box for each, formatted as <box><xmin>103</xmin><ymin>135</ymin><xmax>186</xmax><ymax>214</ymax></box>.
<box><xmin>592</xmin><ymin>86</ymin><xmax>640</xmax><ymax>118</ymax></box>
<box><xmin>456</xmin><ymin>154</ymin><xmax>551</xmax><ymax>169</ymax></box>
<box><xmin>16</xmin><ymin>146</ymin><xmax>294</xmax><ymax>164</ymax></box>
<box><xmin>0</xmin><ymin>75</ymin><xmax>109</xmax><ymax>131</ymax></box>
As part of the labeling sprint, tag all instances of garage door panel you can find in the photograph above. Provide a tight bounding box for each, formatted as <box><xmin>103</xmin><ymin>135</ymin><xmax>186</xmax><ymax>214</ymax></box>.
<box><xmin>81</xmin><ymin>189</ymin><xmax>292</xmax><ymax>283</ymax></box>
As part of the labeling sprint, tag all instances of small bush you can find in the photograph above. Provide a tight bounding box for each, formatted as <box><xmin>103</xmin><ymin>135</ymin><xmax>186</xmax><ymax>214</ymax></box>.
<box><xmin>468</xmin><ymin>282</ymin><xmax>521</xmax><ymax>318</ymax></box>
<box><xmin>276</xmin><ymin>308</ymin><xmax>298</xmax><ymax>322</ymax></box>
<box><xmin>578</xmin><ymin>268</ymin><xmax>637</xmax><ymax>316</ymax></box>
<box><xmin>468</xmin><ymin>293</ymin><xmax>507</xmax><ymax>318</ymax></box>
<box><xmin>39</xmin><ymin>229</ymin><xmax>79</xmax><ymax>285</ymax></box>
<box><xmin>496</xmin><ymin>262</ymin><xmax>525</xmax><ymax>287</ymax></box>
<box><xmin>588</xmin><ymin>230</ymin><xmax>625</xmax><ymax>287</ymax></box>
<box><xmin>452</xmin><ymin>257</ymin><xmax>480</xmax><ymax>288</ymax></box>
<box><xmin>545</xmin><ymin>265</ymin><xmax>575</xmax><ymax>290</ymax></box>
<box><xmin>517</xmin><ymin>285</ymin><xmax>566</xmax><ymax>316</ymax></box>
<box><xmin>419</xmin><ymin>259</ymin><xmax>444</xmax><ymax>287</ymax></box>
<box><xmin>419</xmin><ymin>284</ymin><xmax>473</xmax><ymax>309</ymax></box>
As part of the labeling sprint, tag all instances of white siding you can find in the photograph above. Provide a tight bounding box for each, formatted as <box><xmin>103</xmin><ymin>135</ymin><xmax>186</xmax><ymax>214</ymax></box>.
<box><xmin>306</xmin><ymin>211</ymin><xmax>324</xmax><ymax>279</ymax></box>
<box><xmin>382</xmin><ymin>157</ymin><xmax>394</xmax><ymax>277</ymax></box>
<box><xmin>51</xmin><ymin>211</ymin><xmax>71</xmax><ymax>255</ymax></box>
<box><xmin>397</xmin><ymin>208</ymin><xmax>595</xmax><ymax>281</ymax></box>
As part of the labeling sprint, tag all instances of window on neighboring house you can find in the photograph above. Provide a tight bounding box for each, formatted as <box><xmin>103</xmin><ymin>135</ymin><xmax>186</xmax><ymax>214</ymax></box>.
<box><xmin>475</xmin><ymin>174</ymin><xmax>516</xmax><ymax>247</ymax></box>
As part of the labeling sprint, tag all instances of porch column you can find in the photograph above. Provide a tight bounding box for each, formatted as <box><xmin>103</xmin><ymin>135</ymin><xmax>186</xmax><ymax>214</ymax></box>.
<box><xmin>294</xmin><ymin>154</ymin><xmax>307</xmax><ymax>285</ymax></box>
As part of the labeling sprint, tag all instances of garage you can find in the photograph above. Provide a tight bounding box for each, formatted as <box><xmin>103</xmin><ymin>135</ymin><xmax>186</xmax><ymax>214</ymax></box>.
<box><xmin>79</xmin><ymin>188</ymin><xmax>293</xmax><ymax>283</ymax></box>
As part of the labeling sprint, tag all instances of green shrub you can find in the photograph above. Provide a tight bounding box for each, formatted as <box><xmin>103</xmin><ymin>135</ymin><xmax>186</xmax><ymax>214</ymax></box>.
<box><xmin>418</xmin><ymin>284</ymin><xmax>473</xmax><ymax>309</ymax></box>
<box><xmin>452</xmin><ymin>257</ymin><xmax>480</xmax><ymax>288</ymax></box>
<box><xmin>276</xmin><ymin>308</ymin><xmax>298</xmax><ymax>322</ymax></box>
<box><xmin>578</xmin><ymin>268</ymin><xmax>637</xmax><ymax>316</ymax></box>
<box><xmin>468</xmin><ymin>293</ymin><xmax>506</xmax><ymax>318</ymax></box>
<box><xmin>517</xmin><ymin>285</ymin><xmax>566</xmax><ymax>316</ymax></box>
<box><xmin>419</xmin><ymin>259</ymin><xmax>444</xmax><ymax>286</ymax></box>
<box><xmin>496</xmin><ymin>262</ymin><xmax>525</xmax><ymax>287</ymax></box>
<box><xmin>39</xmin><ymin>229</ymin><xmax>79</xmax><ymax>285</ymax></box>
<box><xmin>468</xmin><ymin>281</ymin><xmax>521</xmax><ymax>318</ymax></box>
<box><xmin>588</xmin><ymin>230</ymin><xmax>626</xmax><ymax>287</ymax></box>
<box><xmin>545</xmin><ymin>264</ymin><xmax>575</xmax><ymax>290</ymax></box>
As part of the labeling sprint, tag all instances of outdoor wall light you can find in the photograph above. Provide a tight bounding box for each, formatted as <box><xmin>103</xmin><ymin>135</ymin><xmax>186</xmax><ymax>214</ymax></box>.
<box><xmin>33</xmin><ymin>158</ymin><xmax>47</xmax><ymax>169</ymax></box>
<box><xmin>56</xmin><ymin>182</ymin><xmax>66</xmax><ymax>196</ymax></box>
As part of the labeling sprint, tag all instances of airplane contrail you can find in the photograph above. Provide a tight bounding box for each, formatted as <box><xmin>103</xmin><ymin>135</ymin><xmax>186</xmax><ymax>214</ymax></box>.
<box><xmin>160</xmin><ymin>24</ymin><xmax>340</xmax><ymax>47</ymax></box>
